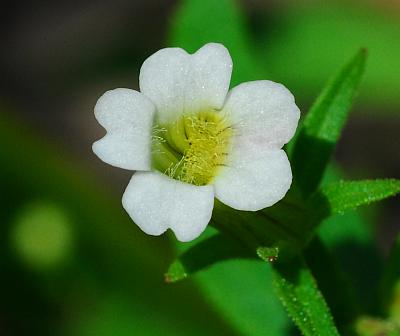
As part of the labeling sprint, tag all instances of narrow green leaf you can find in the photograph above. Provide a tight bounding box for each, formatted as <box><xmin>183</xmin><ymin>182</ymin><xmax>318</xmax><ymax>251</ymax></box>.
<box><xmin>291</xmin><ymin>49</ymin><xmax>367</xmax><ymax>196</ymax></box>
<box><xmin>165</xmin><ymin>233</ymin><xmax>253</xmax><ymax>283</ymax></box>
<box><xmin>168</xmin><ymin>0</ymin><xmax>266</xmax><ymax>85</ymax></box>
<box><xmin>305</xmin><ymin>237</ymin><xmax>360</xmax><ymax>329</ymax></box>
<box><xmin>271</xmin><ymin>254</ymin><xmax>340</xmax><ymax>336</ymax></box>
<box><xmin>309</xmin><ymin>179</ymin><xmax>400</xmax><ymax>222</ymax></box>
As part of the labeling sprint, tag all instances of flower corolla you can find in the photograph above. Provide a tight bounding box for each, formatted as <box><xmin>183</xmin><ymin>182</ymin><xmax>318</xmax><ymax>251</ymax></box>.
<box><xmin>93</xmin><ymin>43</ymin><xmax>300</xmax><ymax>242</ymax></box>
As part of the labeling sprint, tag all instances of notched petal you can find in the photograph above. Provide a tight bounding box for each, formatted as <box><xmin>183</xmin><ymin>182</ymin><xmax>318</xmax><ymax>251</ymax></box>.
<box><xmin>139</xmin><ymin>43</ymin><xmax>232</xmax><ymax>123</ymax></box>
<box><xmin>122</xmin><ymin>172</ymin><xmax>215</xmax><ymax>242</ymax></box>
<box><xmin>93</xmin><ymin>88</ymin><xmax>155</xmax><ymax>171</ymax></box>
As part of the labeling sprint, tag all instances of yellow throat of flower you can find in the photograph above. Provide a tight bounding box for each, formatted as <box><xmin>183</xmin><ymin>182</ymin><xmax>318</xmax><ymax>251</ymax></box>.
<box><xmin>152</xmin><ymin>111</ymin><xmax>233</xmax><ymax>186</ymax></box>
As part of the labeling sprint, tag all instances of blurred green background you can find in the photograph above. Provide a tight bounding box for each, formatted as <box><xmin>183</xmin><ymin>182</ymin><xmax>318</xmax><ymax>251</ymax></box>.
<box><xmin>1</xmin><ymin>0</ymin><xmax>399</xmax><ymax>335</ymax></box>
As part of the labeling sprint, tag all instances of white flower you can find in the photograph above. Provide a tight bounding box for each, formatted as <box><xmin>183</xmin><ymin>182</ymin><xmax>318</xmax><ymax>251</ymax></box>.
<box><xmin>93</xmin><ymin>43</ymin><xmax>300</xmax><ymax>242</ymax></box>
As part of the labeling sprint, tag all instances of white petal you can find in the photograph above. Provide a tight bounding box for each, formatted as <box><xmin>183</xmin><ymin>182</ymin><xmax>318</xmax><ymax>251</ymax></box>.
<box><xmin>139</xmin><ymin>43</ymin><xmax>232</xmax><ymax>123</ymax></box>
<box><xmin>93</xmin><ymin>88</ymin><xmax>155</xmax><ymax>170</ymax></box>
<box><xmin>122</xmin><ymin>171</ymin><xmax>214</xmax><ymax>242</ymax></box>
<box><xmin>214</xmin><ymin>149</ymin><xmax>292</xmax><ymax>211</ymax></box>
<box><xmin>222</xmin><ymin>80</ymin><xmax>300</xmax><ymax>151</ymax></box>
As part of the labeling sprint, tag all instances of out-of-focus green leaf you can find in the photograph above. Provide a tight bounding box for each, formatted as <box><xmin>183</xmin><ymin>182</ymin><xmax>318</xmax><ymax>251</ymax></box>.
<box><xmin>172</xmin><ymin>228</ymin><xmax>292</xmax><ymax>335</ymax></box>
<box><xmin>388</xmin><ymin>281</ymin><xmax>400</xmax><ymax>325</ymax></box>
<box><xmin>262</xmin><ymin>5</ymin><xmax>400</xmax><ymax>109</ymax></box>
<box><xmin>0</xmin><ymin>109</ymin><xmax>237</xmax><ymax>336</ymax></box>
<box><xmin>310</xmin><ymin>179</ymin><xmax>400</xmax><ymax>222</ymax></box>
<box><xmin>165</xmin><ymin>233</ymin><xmax>253</xmax><ymax>283</ymax></box>
<box><xmin>381</xmin><ymin>236</ymin><xmax>400</xmax><ymax>316</ymax></box>
<box><xmin>291</xmin><ymin>49</ymin><xmax>367</xmax><ymax>196</ymax></box>
<box><xmin>355</xmin><ymin>316</ymin><xmax>400</xmax><ymax>336</ymax></box>
<box><xmin>168</xmin><ymin>0</ymin><xmax>266</xmax><ymax>86</ymax></box>
<box><xmin>69</xmin><ymin>291</ymin><xmax>233</xmax><ymax>336</ymax></box>
<box><xmin>195</xmin><ymin>259</ymin><xmax>291</xmax><ymax>336</ymax></box>
<box><xmin>271</xmin><ymin>254</ymin><xmax>340</xmax><ymax>336</ymax></box>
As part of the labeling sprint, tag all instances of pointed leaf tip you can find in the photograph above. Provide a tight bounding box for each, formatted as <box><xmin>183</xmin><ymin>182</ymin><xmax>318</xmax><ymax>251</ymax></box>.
<box><xmin>292</xmin><ymin>49</ymin><xmax>367</xmax><ymax>196</ymax></box>
<box><xmin>165</xmin><ymin>261</ymin><xmax>188</xmax><ymax>283</ymax></box>
<box><xmin>165</xmin><ymin>234</ymin><xmax>253</xmax><ymax>283</ymax></box>
<box><xmin>257</xmin><ymin>246</ymin><xmax>279</xmax><ymax>263</ymax></box>
<box><xmin>310</xmin><ymin>179</ymin><xmax>400</xmax><ymax>222</ymax></box>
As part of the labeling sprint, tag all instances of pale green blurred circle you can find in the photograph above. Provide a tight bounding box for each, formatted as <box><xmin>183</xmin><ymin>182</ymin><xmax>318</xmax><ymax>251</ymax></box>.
<box><xmin>11</xmin><ymin>202</ymin><xmax>73</xmax><ymax>269</ymax></box>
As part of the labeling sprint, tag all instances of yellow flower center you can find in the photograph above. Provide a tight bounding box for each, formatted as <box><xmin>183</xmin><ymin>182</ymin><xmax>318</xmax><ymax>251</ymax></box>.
<box><xmin>152</xmin><ymin>111</ymin><xmax>233</xmax><ymax>186</ymax></box>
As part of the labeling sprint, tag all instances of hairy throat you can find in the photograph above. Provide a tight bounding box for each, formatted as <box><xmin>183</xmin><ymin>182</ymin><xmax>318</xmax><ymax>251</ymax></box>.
<box><xmin>152</xmin><ymin>111</ymin><xmax>233</xmax><ymax>186</ymax></box>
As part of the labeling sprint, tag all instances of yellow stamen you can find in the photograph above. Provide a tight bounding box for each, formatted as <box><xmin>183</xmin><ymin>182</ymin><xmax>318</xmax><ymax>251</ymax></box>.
<box><xmin>152</xmin><ymin>111</ymin><xmax>233</xmax><ymax>186</ymax></box>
